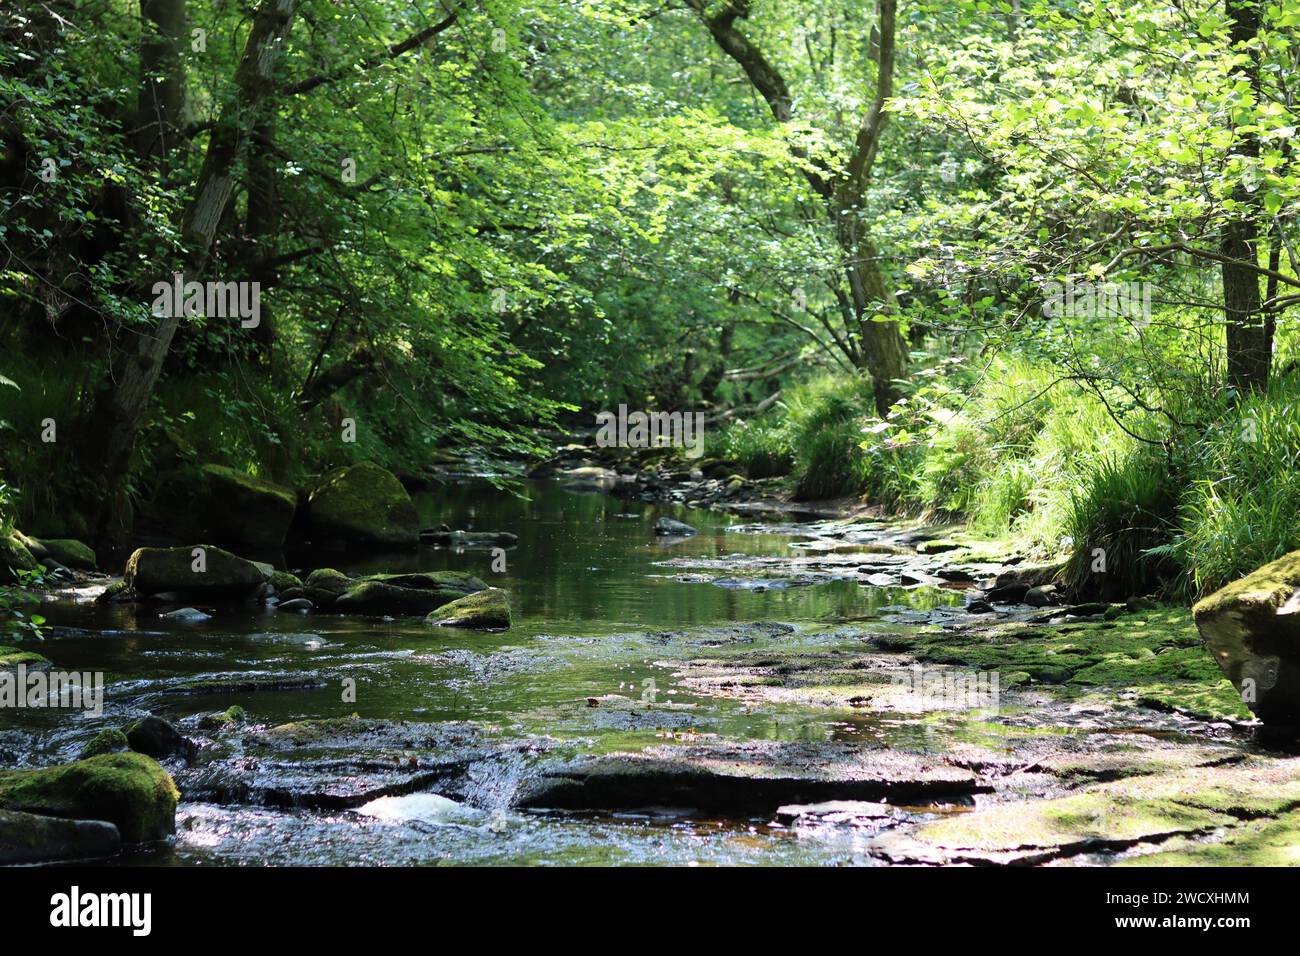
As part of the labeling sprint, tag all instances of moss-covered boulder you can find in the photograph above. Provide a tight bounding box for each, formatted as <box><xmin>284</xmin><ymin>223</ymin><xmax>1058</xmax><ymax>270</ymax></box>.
<box><xmin>0</xmin><ymin>532</ymin><xmax>39</xmax><ymax>583</ymax></box>
<box><xmin>15</xmin><ymin>532</ymin><xmax>97</xmax><ymax>571</ymax></box>
<box><xmin>0</xmin><ymin>645</ymin><xmax>51</xmax><ymax>670</ymax></box>
<box><xmin>0</xmin><ymin>753</ymin><xmax>179</xmax><ymax>843</ymax></box>
<box><xmin>0</xmin><ymin>808</ymin><xmax>121</xmax><ymax>864</ymax></box>
<box><xmin>80</xmin><ymin>728</ymin><xmax>129</xmax><ymax>759</ymax></box>
<box><xmin>268</xmin><ymin>570</ymin><xmax>302</xmax><ymax>593</ymax></box>
<box><xmin>1194</xmin><ymin>549</ymin><xmax>1300</xmax><ymax>724</ymax></box>
<box><xmin>424</xmin><ymin>588</ymin><xmax>511</xmax><ymax>629</ymax></box>
<box><xmin>307</xmin><ymin>462</ymin><xmax>419</xmax><ymax>548</ymax></box>
<box><xmin>199</xmin><ymin>464</ymin><xmax>298</xmax><ymax>550</ymax></box>
<box><xmin>124</xmin><ymin>544</ymin><xmax>265</xmax><ymax>598</ymax></box>
<box><xmin>198</xmin><ymin>705</ymin><xmax>247</xmax><ymax>731</ymax></box>
<box><xmin>336</xmin><ymin>580</ymin><xmax>467</xmax><ymax>616</ymax></box>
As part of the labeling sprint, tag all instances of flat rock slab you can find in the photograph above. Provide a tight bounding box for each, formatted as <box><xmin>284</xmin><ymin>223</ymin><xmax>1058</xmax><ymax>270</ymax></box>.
<box><xmin>0</xmin><ymin>808</ymin><xmax>120</xmax><ymax>864</ymax></box>
<box><xmin>515</xmin><ymin>740</ymin><xmax>986</xmax><ymax>813</ymax></box>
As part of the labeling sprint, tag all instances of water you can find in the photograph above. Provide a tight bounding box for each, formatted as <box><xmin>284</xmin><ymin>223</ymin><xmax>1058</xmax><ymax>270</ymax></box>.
<box><xmin>3</xmin><ymin>480</ymin><xmax>968</xmax><ymax>866</ymax></box>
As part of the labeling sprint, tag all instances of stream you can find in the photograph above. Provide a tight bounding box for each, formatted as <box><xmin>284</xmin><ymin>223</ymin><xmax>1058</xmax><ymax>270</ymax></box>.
<box><xmin>0</xmin><ymin>479</ymin><xmax>1136</xmax><ymax>866</ymax></box>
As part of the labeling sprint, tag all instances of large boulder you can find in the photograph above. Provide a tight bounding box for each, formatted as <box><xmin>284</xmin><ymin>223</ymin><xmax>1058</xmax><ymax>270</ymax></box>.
<box><xmin>1194</xmin><ymin>550</ymin><xmax>1300</xmax><ymax>724</ymax></box>
<box><xmin>198</xmin><ymin>465</ymin><xmax>297</xmax><ymax>551</ymax></box>
<box><xmin>0</xmin><ymin>752</ymin><xmax>179</xmax><ymax>843</ymax></box>
<box><xmin>0</xmin><ymin>532</ymin><xmax>39</xmax><ymax>583</ymax></box>
<box><xmin>124</xmin><ymin>544</ymin><xmax>266</xmax><ymax>598</ymax></box>
<box><xmin>0</xmin><ymin>808</ymin><xmax>120</xmax><ymax>864</ymax></box>
<box><xmin>307</xmin><ymin>462</ymin><xmax>419</xmax><ymax>548</ymax></box>
<box><xmin>425</xmin><ymin>588</ymin><xmax>511</xmax><ymax>629</ymax></box>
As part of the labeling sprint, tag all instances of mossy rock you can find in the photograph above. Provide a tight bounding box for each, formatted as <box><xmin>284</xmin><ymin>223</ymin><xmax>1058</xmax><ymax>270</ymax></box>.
<box><xmin>307</xmin><ymin>462</ymin><xmax>419</xmax><ymax>548</ymax></box>
<box><xmin>363</xmin><ymin>571</ymin><xmax>486</xmax><ymax>593</ymax></box>
<box><xmin>1193</xmin><ymin>549</ymin><xmax>1300</xmax><ymax>724</ymax></box>
<box><xmin>199</xmin><ymin>464</ymin><xmax>298</xmax><ymax>551</ymax></box>
<box><xmin>15</xmin><ymin>532</ymin><xmax>96</xmax><ymax>571</ymax></box>
<box><xmin>198</xmin><ymin>705</ymin><xmax>247</xmax><ymax>731</ymax></box>
<box><xmin>424</xmin><ymin>587</ymin><xmax>511</xmax><ymax>630</ymax></box>
<box><xmin>0</xmin><ymin>645</ymin><xmax>51</xmax><ymax>670</ymax></box>
<box><xmin>124</xmin><ymin>544</ymin><xmax>265</xmax><ymax>598</ymax></box>
<box><xmin>336</xmin><ymin>580</ymin><xmax>467</xmax><ymax>616</ymax></box>
<box><xmin>125</xmin><ymin>715</ymin><xmax>195</xmax><ymax>760</ymax></box>
<box><xmin>0</xmin><ymin>532</ymin><xmax>39</xmax><ymax>583</ymax></box>
<box><xmin>80</xmin><ymin>728</ymin><xmax>129</xmax><ymax>759</ymax></box>
<box><xmin>268</xmin><ymin>570</ymin><xmax>302</xmax><ymax>592</ymax></box>
<box><xmin>304</xmin><ymin>567</ymin><xmax>352</xmax><ymax>595</ymax></box>
<box><xmin>95</xmin><ymin>579</ymin><xmax>131</xmax><ymax>604</ymax></box>
<box><xmin>0</xmin><ymin>752</ymin><xmax>179</xmax><ymax>843</ymax></box>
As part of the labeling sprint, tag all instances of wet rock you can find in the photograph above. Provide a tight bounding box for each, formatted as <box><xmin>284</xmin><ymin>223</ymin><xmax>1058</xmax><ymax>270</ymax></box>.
<box><xmin>1025</xmin><ymin>584</ymin><xmax>1062</xmax><ymax>607</ymax></box>
<box><xmin>863</xmin><ymin>572</ymin><xmax>897</xmax><ymax>588</ymax></box>
<box><xmin>985</xmin><ymin>583</ymin><xmax>1029</xmax><ymax>603</ymax></box>
<box><xmin>1194</xmin><ymin>549</ymin><xmax>1300</xmax><ymax>724</ymax></box>
<box><xmin>79</xmin><ymin>728</ymin><xmax>129</xmax><ymax>759</ymax></box>
<box><xmin>514</xmin><ymin>741</ymin><xmax>986</xmax><ymax>813</ymax></box>
<box><xmin>900</xmin><ymin>569</ymin><xmax>946</xmax><ymax>587</ymax></box>
<box><xmin>425</xmin><ymin>588</ymin><xmax>511</xmax><ymax>630</ymax></box>
<box><xmin>307</xmin><ymin>461</ymin><xmax>420</xmax><ymax>548</ymax></box>
<box><xmin>276</xmin><ymin>598</ymin><xmax>314</xmax><ymax>613</ymax></box>
<box><xmin>654</xmin><ymin>516</ymin><xmax>697</xmax><ymax>536</ymax></box>
<box><xmin>197</xmin><ymin>705</ymin><xmax>247</xmax><ymax>731</ymax></box>
<box><xmin>198</xmin><ymin>464</ymin><xmax>297</xmax><ymax>550</ymax></box>
<box><xmin>0</xmin><ymin>752</ymin><xmax>179</xmax><ymax>843</ymax></box>
<box><xmin>268</xmin><ymin>570</ymin><xmax>302</xmax><ymax>593</ymax></box>
<box><xmin>870</xmin><ymin>791</ymin><xmax>1234</xmax><ymax>865</ymax></box>
<box><xmin>0</xmin><ymin>808</ymin><xmax>120</xmax><ymax>864</ymax></box>
<box><xmin>160</xmin><ymin>606</ymin><xmax>211</xmax><ymax>623</ymax></box>
<box><xmin>965</xmin><ymin>599</ymin><xmax>993</xmax><ymax>614</ymax></box>
<box><xmin>126</xmin><ymin>715</ymin><xmax>197</xmax><ymax>761</ymax></box>
<box><xmin>993</xmin><ymin>562</ymin><xmax>1064</xmax><ymax>590</ymax></box>
<box><xmin>125</xmin><ymin>544</ymin><xmax>265</xmax><ymax>598</ymax></box>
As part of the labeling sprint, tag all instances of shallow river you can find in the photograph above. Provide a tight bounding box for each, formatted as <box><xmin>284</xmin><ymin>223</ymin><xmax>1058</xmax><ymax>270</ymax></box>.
<box><xmin>4</xmin><ymin>480</ymin><xmax>974</xmax><ymax>866</ymax></box>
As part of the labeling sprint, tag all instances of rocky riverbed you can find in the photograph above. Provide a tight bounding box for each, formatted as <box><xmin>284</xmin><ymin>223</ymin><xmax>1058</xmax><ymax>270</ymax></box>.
<box><xmin>0</xmin><ymin>473</ymin><xmax>1291</xmax><ymax>866</ymax></box>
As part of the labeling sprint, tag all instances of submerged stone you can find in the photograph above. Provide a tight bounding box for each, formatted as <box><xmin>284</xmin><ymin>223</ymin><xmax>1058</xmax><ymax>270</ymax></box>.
<box><xmin>0</xmin><ymin>752</ymin><xmax>179</xmax><ymax>843</ymax></box>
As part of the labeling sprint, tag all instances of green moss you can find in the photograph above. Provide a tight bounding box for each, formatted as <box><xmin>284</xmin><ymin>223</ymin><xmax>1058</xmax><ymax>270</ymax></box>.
<box><xmin>79</xmin><ymin>728</ymin><xmax>129</xmax><ymax>759</ymax></box>
<box><xmin>304</xmin><ymin>567</ymin><xmax>352</xmax><ymax>594</ymax></box>
<box><xmin>425</xmin><ymin>587</ymin><xmax>511</xmax><ymax>629</ymax></box>
<box><xmin>0</xmin><ymin>753</ymin><xmax>178</xmax><ymax>842</ymax></box>
<box><xmin>911</xmin><ymin>608</ymin><xmax>1244</xmax><ymax>719</ymax></box>
<box><xmin>336</xmin><ymin>580</ymin><xmax>467</xmax><ymax>615</ymax></box>
<box><xmin>364</xmin><ymin>571</ymin><xmax>486</xmax><ymax>592</ymax></box>
<box><xmin>0</xmin><ymin>645</ymin><xmax>51</xmax><ymax>669</ymax></box>
<box><xmin>16</xmin><ymin>532</ymin><xmax>96</xmax><ymax>570</ymax></box>
<box><xmin>1120</xmin><ymin>812</ymin><xmax>1300</xmax><ymax>866</ymax></box>
<box><xmin>307</xmin><ymin>461</ymin><xmax>419</xmax><ymax>547</ymax></box>
<box><xmin>198</xmin><ymin>705</ymin><xmax>247</xmax><ymax>730</ymax></box>
<box><xmin>269</xmin><ymin>570</ymin><xmax>302</xmax><ymax>592</ymax></box>
<box><xmin>0</xmin><ymin>532</ymin><xmax>39</xmax><ymax>583</ymax></box>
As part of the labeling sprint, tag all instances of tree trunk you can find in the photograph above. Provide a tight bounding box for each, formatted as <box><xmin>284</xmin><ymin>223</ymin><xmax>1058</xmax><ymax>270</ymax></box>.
<box><xmin>89</xmin><ymin>0</ymin><xmax>299</xmax><ymax>547</ymax></box>
<box><xmin>135</xmin><ymin>0</ymin><xmax>189</xmax><ymax>166</ymax></box>
<box><xmin>1222</xmin><ymin>0</ymin><xmax>1270</xmax><ymax>392</ymax></box>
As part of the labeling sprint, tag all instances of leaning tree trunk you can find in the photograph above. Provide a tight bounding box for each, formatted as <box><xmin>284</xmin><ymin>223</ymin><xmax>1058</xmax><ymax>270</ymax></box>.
<box><xmin>89</xmin><ymin>0</ymin><xmax>299</xmax><ymax>546</ymax></box>
<box><xmin>1222</xmin><ymin>0</ymin><xmax>1271</xmax><ymax>392</ymax></box>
